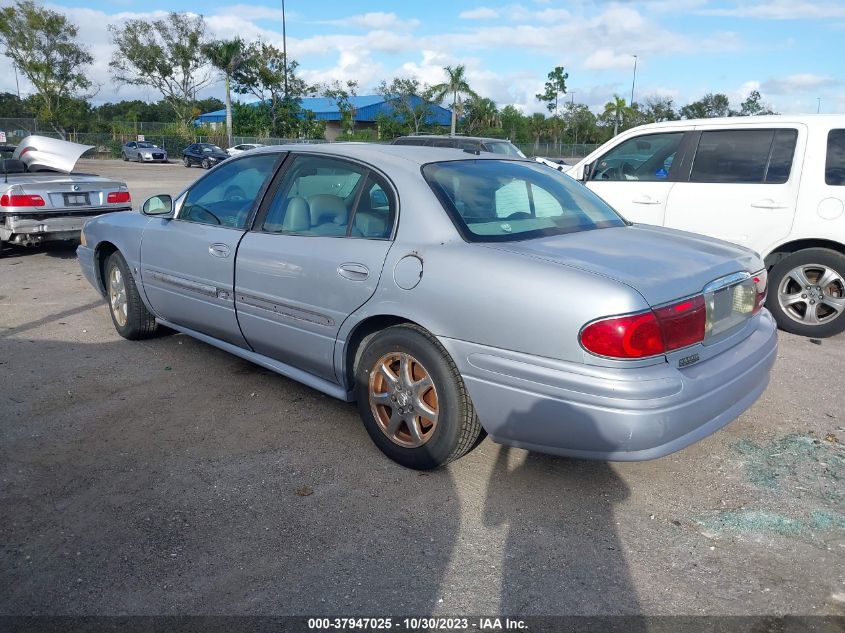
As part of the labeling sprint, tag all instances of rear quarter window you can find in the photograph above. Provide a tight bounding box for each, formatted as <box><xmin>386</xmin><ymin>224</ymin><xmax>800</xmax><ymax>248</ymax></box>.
<box><xmin>690</xmin><ymin>128</ymin><xmax>797</xmax><ymax>184</ymax></box>
<box><xmin>826</xmin><ymin>129</ymin><xmax>845</xmax><ymax>186</ymax></box>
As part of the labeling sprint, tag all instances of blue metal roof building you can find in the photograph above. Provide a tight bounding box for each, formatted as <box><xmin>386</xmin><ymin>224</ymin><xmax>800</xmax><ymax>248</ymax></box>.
<box><xmin>195</xmin><ymin>95</ymin><xmax>452</xmax><ymax>127</ymax></box>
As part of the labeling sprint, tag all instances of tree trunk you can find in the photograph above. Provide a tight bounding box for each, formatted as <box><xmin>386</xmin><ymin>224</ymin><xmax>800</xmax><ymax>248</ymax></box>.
<box><xmin>225</xmin><ymin>74</ymin><xmax>233</xmax><ymax>148</ymax></box>
<box><xmin>450</xmin><ymin>89</ymin><xmax>457</xmax><ymax>136</ymax></box>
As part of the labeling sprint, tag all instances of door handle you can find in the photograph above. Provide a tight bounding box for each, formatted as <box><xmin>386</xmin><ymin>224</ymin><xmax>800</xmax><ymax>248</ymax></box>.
<box><xmin>631</xmin><ymin>195</ymin><xmax>661</xmax><ymax>205</ymax></box>
<box><xmin>208</xmin><ymin>243</ymin><xmax>231</xmax><ymax>258</ymax></box>
<box><xmin>750</xmin><ymin>199</ymin><xmax>789</xmax><ymax>210</ymax></box>
<box><xmin>337</xmin><ymin>262</ymin><xmax>369</xmax><ymax>281</ymax></box>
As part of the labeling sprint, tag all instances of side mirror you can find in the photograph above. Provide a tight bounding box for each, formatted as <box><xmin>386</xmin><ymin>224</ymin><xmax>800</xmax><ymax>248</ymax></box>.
<box><xmin>142</xmin><ymin>194</ymin><xmax>173</xmax><ymax>217</ymax></box>
<box><xmin>581</xmin><ymin>163</ymin><xmax>593</xmax><ymax>182</ymax></box>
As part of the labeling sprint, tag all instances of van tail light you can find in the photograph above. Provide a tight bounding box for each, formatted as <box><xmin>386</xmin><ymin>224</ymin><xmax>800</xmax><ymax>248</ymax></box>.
<box><xmin>752</xmin><ymin>269</ymin><xmax>768</xmax><ymax>314</ymax></box>
<box><xmin>580</xmin><ymin>295</ymin><xmax>706</xmax><ymax>359</ymax></box>
<box><xmin>0</xmin><ymin>193</ymin><xmax>45</xmax><ymax>207</ymax></box>
<box><xmin>107</xmin><ymin>191</ymin><xmax>131</xmax><ymax>204</ymax></box>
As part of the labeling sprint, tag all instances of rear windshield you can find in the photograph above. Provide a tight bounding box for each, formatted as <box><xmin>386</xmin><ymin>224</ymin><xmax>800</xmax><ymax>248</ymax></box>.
<box><xmin>423</xmin><ymin>159</ymin><xmax>626</xmax><ymax>242</ymax></box>
<box><xmin>484</xmin><ymin>141</ymin><xmax>525</xmax><ymax>157</ymax></box>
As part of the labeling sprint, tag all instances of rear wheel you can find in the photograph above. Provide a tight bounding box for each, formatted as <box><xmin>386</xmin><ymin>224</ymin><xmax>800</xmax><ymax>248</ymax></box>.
<box><xmin>767</xmin><ymin>248</ymin><xmax>845</xmax><ymax>338</ymax></box>
<box><xmin>105</xmin><ymin>251</ymin><xmax>158</xmax><ymax>340</ymax></box>
<box><xmin>183</xmin><ymin>156</ymin><xmax>191</xmax><ymax>168</ymax></box>
<box><xmin>355</xmin><ymin>324</ymin><xmax>483</xmax><ymax>470</ymax></box>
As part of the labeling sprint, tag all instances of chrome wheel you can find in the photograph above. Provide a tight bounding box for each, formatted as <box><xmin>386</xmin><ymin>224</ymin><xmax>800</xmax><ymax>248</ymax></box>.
<box><xmin>369</xmin><ymin>351</ymin><xmax>439</xmax><ymax>448</ymax></box>
<box><xmin>109</xmin><ymin>265</ymin><xmax>128</xmax><ymax>327</ymax></box>
<box><xmin>777</xmin><ymin>263</ymin><xmax>845</xmax><ymax>326</ymax></box>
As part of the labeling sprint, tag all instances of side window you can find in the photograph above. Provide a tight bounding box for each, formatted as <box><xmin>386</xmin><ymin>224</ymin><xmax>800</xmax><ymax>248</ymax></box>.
<box><xmin>826</xmin><ymin>129</ymin><xmax>845</xmax><ymax>186</ymax></box>
<box><xmin>591</xmin><ymin>132</ymin><xmax>683</xmax><ymax>182</ymax></box>
<box><xmin>127</xmin><ymin>142</ymin><xmax>135</xmax><ymax>148</ymax></box>
<box><xmin>351</xmin><ymin>175</ymin><xmax>396</xmax><ymax>239</ymax></box>
<box><xmin>690</xmin><ymin>129</ymin><xmax>797</xmax><ymax>184</ymax></box>
<box><xmin>179</xmin><ymin>154</ymin><xmax>279</xmax><ymax>229</ymax></box>
<box><xmin>261</xmin><ymin>155</ymin><xmax>365</xmax><ymax>236</ymax></box>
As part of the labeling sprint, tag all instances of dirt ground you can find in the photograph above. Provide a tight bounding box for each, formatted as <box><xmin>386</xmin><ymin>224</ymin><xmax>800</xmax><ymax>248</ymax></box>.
<box><xmin>1</xmin><ymin>159</ymin><xmax>844</xmax><ymax>616</ymax></box>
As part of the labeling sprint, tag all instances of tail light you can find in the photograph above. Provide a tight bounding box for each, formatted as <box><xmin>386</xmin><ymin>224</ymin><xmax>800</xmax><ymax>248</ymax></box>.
<box><xmin>580</xmin><ymin>295</ymin><xmax>706</xmax><ymax>359</ymax></box>
<box><xmin>107</xmin><ymin>191</ymin><xmax>131</xmax><ymax>204</ymax></box>
<box><xmin>752</xmin><ymin>269</ymin><xmax>768</xmax><ymax>314</ymax></box>
<box><xmin>0</xmin><ymin>194</ymin><xmax>45</xmax><ymax>207</ymax></box>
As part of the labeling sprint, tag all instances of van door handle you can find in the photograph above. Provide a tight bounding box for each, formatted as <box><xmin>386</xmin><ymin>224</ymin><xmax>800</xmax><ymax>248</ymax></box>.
<box><xmin>631</xmin><ymin>195</ymin><xmax>661</xmax><ymax>205</ymax></box>
<box><xmin>337</xmin><ymin>262</ymin><xmax>369</xmax><ymax>281</ymax></box>
<box><xmin>209</xmin><ymin>243</ymin><xmax>231</xmax><ymax>258</ymax></box>
<box><xmin>750</xmin><ymin>199</ymin><xmax>789</xmax><ymax>210</ymax></box>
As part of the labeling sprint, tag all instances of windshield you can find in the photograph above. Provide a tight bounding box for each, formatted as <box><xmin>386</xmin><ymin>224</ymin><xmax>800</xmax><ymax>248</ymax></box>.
<box><xmin>201</xmin><ymin>145</ymin><xmax>224</xmax><ymax>153</ymax></box>
<box><xmin>423</xmin><ymin>159</ymin><xmax>626</xmax><ymax>242</ymax></box>
<box><xmin>485</xmin><ymin>141</ymin><xmax>525</xmax><ymax>158</ymax></box>
<box><xmin>137</xmin><ymin>142</ymin><xmax>155</xmax><ymax>148</ymax></box>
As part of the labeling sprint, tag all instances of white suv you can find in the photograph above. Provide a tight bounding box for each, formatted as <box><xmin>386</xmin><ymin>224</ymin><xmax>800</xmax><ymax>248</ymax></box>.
<box><xmin>571</xmin><ymin>115</ymin><xmax>845</xmax><ymax>337</ymax></box>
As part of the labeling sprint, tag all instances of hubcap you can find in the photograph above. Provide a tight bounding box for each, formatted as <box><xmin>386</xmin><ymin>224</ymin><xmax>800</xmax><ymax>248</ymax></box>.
<box><xmin>109</xmin><ymin>265</ymin><xmax>128</xmax><ymax>327</ymax></box>
<box><xmin>778</xmin><ymin>263</ymin><xmax>845</xmax><ymax>326</ymax></box>
<box><xmin>369</xmin><ymin>352</ymin><xmax>439</xmax><ymax>449</ymax></box>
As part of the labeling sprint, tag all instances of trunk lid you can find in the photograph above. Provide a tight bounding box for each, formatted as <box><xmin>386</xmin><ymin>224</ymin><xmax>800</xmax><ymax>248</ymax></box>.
<box><xmin>483</xmin><ymin>223</ymin><xmax>762</xmax><ymax>307</ymax></box>
<box><xmin>5</xmin><ymin>175</ymin><xmax>129</xmax><ymax>214</ymax></box>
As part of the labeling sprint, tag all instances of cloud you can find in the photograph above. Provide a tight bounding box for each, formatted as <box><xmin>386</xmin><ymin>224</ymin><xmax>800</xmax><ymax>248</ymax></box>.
<box><xmin>584</xmin><ymin>49</ymin><xmax>638</xmax><ymax>71</ymax></box>
<box><xmin>319</xmin><ymin>12</ymin><xmax>420</xmax><ymax>31</ymax></box>
<box><xmin>700</xmin><ymin>1</ymin><xmax>845</xmax><ymax>19</ymax></box>
<box><xmin>762</xmin><ymin>74</ymin><xmax>842</xmax><ymax>94</ymax></box>
<box><xmin>458</xmin><ymin>7</ymin><xmax>500</xmax><ymax>20</ymax></box>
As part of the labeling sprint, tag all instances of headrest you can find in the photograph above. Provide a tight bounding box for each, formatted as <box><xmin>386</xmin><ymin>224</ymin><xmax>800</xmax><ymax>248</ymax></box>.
<box><xmin>308</xmin><ymin>194</ymin><xmax>348</xmax><ymax>226</ymax></box>
<box><xmin>282</xmin><ymin>197</ymin><xmax>311</xmax><ymax>232</ymax></box>
<box><xmin>354</xmin><ymin>211</ymin><xmax>388</xmax><ymax>238</ymax></box>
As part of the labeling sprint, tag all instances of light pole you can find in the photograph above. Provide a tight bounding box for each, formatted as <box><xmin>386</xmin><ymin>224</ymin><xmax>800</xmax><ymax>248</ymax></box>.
<box><xmin>282</xmin><ymin>0</ymin><xmax>288</xmax><ymax>100</ymax></box>
<box><xmin>630</xmin><ymin>54</ymin><xmax>638</xmax><ymax>107</ymax></box>
<box><xmin>817</xmin><ymin>97</ymin><xmax>821</xmax><ymax>114</ymax></box>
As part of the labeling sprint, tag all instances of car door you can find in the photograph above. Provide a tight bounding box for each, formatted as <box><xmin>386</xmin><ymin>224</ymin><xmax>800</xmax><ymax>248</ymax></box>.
<box><xmin>664</xmin><ymin>125</ymin><xmax>804</xmax><ymax>253</ymax></box>
<box><xmin>126</xmin><ymin>142</ymin><xmax>136</xmax><ymax>160</ymax></box>
<box><xmin>235</xmin><ymin>153</ymin><xmax>396</xmax><ymax>382</ymax></box>
<box><xmin>140</xmin><ymin>152</ymin><xmax>282</xmax><ymax>346</ymax></box>
<box><xmin>584</xmin><ymin>131</ymin><xmax>686</xmax><ymax>226</ymax></box>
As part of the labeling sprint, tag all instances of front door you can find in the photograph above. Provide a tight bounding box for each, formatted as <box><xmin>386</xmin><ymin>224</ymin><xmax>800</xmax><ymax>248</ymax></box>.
<box><xmin>140</xmin><ymin>152</ymin><xmax>282</xmax><ymax>347</ymax></box>
<box><xmin>584</xmin><ymin>131</ymin><xmax>685</xmax><ymax>226</ymax></box>
<box><xmin>235</xmin><ymin>154</ymin><xmax>396</xmax><ymax>382</ymax></box>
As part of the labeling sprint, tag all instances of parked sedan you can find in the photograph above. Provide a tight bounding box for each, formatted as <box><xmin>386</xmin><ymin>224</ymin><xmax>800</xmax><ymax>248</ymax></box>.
<box><xmin>227</xmin><ymin>143</ymin><xmax>266</xmax><ymax>157</ymax></box>
<box><xmin>78</xmin><ymin>144</ymin><xmax>777</xmax><ymax>469</ymax></box>
<box><xmin>121</xmin><ymin>141</ymin><xmax>168</xmax><ymax>163</ymax></box>
<box><xmin>182</xmin><ymin>143</ymin><xmax>229</xmax><ymax>169</ymax></box>
<box><xmin>1</xmin><ymin>136</ymin><xmax>131</xmax><ymax>256</ymax></box>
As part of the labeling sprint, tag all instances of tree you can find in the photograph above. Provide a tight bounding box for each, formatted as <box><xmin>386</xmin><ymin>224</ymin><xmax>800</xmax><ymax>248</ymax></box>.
<box><xmin>376</xmin><ymin>77</ymin><xmax>434</xmax><ymax>135</ymax></box>
<box><xmin>203</xmin><ymin>38</ymin><xmax>246</xmax><ymax>147</ymax></box>
<box><xmin>323</xmin><ymin>80</ymin><xmax>359</xmax><ymax>135</ymax></box>
<box><xmin>109</xmin><ymin>12</ymin><xmax>212</xmax><ymax>129</ymax></box>
<box><xmin>460</xmin><ymin>96</ymin><xmax>498</xmax><ymax>135</ymax></box>
<box><xmin>233</xmin><ymin>41</ymin><xmax>313</xmax><ymax>137</ymax></box>
<box><xmin>601</xmin><ymin>95</ymin><xmax>628</xmax><ymax>137</ymax></box>
<box><xmin>679</xmin><ymin>93</ymin><xmax>732</xmax><ymax>119</ymax></box>
<box><xmin>431</xmin><ymin>64</ymin><xmax>477</xmax><ymax>137</ymax></box>
<box><xmin>536</xmin><ymin>66</ymin><xmax>569</xmax><ymax>115</ymax></box>
<box><xmin>641</xmin><ymin>96</ymin><xmax>678</xmax><ymax>123</ymax></box>
<box><xmin>0</xmin><ymin>0</ymin><xmax>93</xmax><ymax>137</ymax></box>
<box><xmin>739</xmin><ymin>90</ymin><xmax>776</xmax><ymax>116</ymax></box>
<box><xmin>499</xmin><ymin>105</ymin><xmax>527</xmax><ymax>142</ymax></box>
<box><xmin>527</xmin><ymin>112</ymin><xmax>547</xmax><ymax>151</ymax></box>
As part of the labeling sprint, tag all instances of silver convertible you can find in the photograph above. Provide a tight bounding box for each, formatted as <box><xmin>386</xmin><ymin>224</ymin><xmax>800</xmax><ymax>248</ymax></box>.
<box><xmin>77</xmin><ymin>144</ymin><xmax>778</xmax><ymax>469</ymax></box>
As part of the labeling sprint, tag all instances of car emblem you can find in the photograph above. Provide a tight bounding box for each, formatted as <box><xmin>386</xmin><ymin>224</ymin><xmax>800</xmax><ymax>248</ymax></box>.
<box><xmin>72</xmin><ymin>185</ymin><xmax>80</xmax><ymax>191</ymax></box>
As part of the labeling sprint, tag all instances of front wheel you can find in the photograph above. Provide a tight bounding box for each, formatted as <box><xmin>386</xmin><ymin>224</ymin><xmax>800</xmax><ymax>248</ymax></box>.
<box><xmin>355</xmin><ymin>324</ymin><xmax>483</xmax><ymax>470</ymax></box>
<box><xmin>121</xmin><ymin>153</ymin><xmax>128</xmax><ymax>161</ymax></box>
<box><xmin>767</xmin><ymin>248</ymin><xmax>845</xmax><ymax>338</ymax></box>
<box><xmin>201</xmin><ymin>158</ymin><xmax>211</xmax><ymax>169</ymax></box>
<box><xmin>105</xmin><ymin>251</ymin><xmax>158</xmax><ymax>340</ymax></box>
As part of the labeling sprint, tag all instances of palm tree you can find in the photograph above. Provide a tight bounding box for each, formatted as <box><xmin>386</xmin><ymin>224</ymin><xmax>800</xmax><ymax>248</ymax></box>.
<box><xmin>431</xmin><ymin>64</ymin><xmax>477</xmax><ymax>136</ymax></box>
<box><xmin>202</xmin><ymin>38</ymin><xmax>246</xmax><ymax>147</ymax></box>
<box><xmin>602</xmin><ymin>94</ymin><xmax>628</xmax><ymax>137</ymax></box>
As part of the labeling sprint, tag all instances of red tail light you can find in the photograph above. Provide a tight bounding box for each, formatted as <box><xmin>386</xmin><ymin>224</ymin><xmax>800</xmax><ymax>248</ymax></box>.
<box><xmin>0</xmin><ymin>194</ymin><xmax>45</xmax><ymax>207</ymax></box>
<box><xmin>107</xmin><ymin>191</ymin><xmax>131</xmax><ymax>204</ymax></box>
<box><xmin>581</xmin><ymin>295</ymin><xmax>706</xmax><ymax>359</ymax></box>
<box><xmin>752</xmin><ymin>270</ymin><xmax>768</xmax><ymax>314</ymax></box>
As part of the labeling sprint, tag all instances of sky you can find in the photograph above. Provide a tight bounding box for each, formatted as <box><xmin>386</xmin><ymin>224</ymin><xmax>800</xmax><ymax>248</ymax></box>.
<box><xmin>1</xmin><ymin>0</ymin><xmax>843</xmax><ymax>115</ymax></box>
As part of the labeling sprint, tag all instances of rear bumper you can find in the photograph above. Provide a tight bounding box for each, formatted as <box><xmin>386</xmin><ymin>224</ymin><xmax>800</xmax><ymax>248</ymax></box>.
<box><xmin>439</xmin><ymin>311</ymin><xmax>777</xmax><ymax>461</ymax></box>
<box><xmin>1</xmin><ymin>210</ymin><xmax>130</xmax><ymax>243</ymax></box>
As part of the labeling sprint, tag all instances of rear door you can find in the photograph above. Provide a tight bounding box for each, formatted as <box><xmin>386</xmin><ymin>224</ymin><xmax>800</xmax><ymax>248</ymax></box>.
<box><xmin>235</xmin><ymin>153</ymin><xmax>396</xmax><ymax>382</ymax></box>
<box><xmin>140</xmin><ymin>153</ymin><xmax>282</xmax><ymax>346</ymax></box>
<box><xmin>664</xmin><ymin>124</ymin><xmax>805</xmax><ymax>254</ymax></box>
<box><xmin>584</xmin><ymin>131</ymin><xmax>686</xmax><ymax>226</ymax></box>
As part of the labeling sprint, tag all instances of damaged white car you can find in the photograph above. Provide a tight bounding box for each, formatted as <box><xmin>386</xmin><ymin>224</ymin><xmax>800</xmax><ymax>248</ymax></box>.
<box><xmin>0</xmin><ymin>136</ymin><xmax>132</xmax><ymax>256</ymax></box>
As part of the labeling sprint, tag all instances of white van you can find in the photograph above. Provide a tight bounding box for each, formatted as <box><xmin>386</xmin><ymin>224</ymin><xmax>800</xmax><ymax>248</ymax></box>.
<box><xmin>571</xmin><ymin>115</ymin><xmax>845</xmax><ymax>337</ymax></box>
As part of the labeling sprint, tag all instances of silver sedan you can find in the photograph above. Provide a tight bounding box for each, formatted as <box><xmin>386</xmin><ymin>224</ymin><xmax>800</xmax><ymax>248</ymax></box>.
<box><xmin>77</xmin><ymin>144</ymin><xmax>777</xmax><ymax>469</ymax></box>
<box><xmin>121</xmin><ymin>141</ymin><xmax>168</xmax><ymax>163</ymax></box>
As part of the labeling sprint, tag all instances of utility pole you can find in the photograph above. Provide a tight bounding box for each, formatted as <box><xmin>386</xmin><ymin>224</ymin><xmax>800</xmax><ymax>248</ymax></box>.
<box><xmin>282</xmin><ymin>0</ymin><xmax>288</xmax><ymax>100</ymax></box>
<box><xmin>12</xmin><ymin>62</ymin><xmax>20</xmax><ymax>99</ymax></box>
<box><xmin>817</xmin><ymin>97</ymin><xmax>821</xmax><ymax>114</ymax></box>
<box><xmin>630</xmin><ymin>55</ymin><xmax>638</xmax><ymax>107</ymax></box>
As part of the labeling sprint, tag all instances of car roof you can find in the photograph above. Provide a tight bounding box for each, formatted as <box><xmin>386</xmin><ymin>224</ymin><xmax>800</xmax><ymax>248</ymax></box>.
<box><xmin>250</xmin><ymin>142</ymin><xmax>531</xmax><ymax>168</ymax></box>
<box><xmin>395</xmin><ymin>135</ymin><xmax>515</xmax><ymax>143</ymax></box>
<box><xmin>617</xmin><ymin>113</ymin><xmax>845</xmax><ymax>134</ymax></box>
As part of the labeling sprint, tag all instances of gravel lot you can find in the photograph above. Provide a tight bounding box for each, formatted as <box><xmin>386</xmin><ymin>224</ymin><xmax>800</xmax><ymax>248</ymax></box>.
<box><xmin>1</xmin><ymin>159</ymin><xmax>844</xmax><ymax>616</ymax></box>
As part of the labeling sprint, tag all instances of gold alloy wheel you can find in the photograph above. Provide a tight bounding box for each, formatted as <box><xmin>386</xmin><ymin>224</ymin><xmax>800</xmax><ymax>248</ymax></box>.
<box><xmin>369</xmin><ymin>351</ymin><xmax>440</xmax><ymax>448</ymax></box>
<box><xmin>109</xmin><ymin>265</ymin><xmax>128</xmax><ymax>327</ymax></box>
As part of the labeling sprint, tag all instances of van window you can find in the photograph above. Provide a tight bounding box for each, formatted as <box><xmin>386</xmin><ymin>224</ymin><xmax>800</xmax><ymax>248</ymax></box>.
<box><xmin>826</xmin><ymin>129</ymin><xmax>845</xmax><ymax>186</ymax></box>
<box><xmin>690</xmin><ymin>129</ymin><xmax>797</xmax><ymax>184</ymax></box>
<box><xmin>591</xmin><ymin>132</ymin><xmax>683</xmax><ymax>182</ymax></box>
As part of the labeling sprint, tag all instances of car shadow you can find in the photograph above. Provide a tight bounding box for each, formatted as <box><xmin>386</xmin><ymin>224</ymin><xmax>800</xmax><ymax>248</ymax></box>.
<box><xmin>1</xmin><ymin>241</ymin><xmax>79</xmax><ymax>260</ymax></box>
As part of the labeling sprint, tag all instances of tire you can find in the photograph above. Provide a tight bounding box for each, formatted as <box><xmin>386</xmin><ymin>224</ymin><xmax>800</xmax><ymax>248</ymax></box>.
<box><xmin>354</xmin><ymin>324</ymin><xmax>483</xmax><ymax>470</ymax></box>
<box><xmin>766</xmin><ymin>247</ymin><xmax>845</xmax><ymax>338</ymax></box>
<box><xmin>201</xmin><ymin>158</ymin><xmax>211</xmax><ymax>170</ymax></box>
<box><xmin>121</xmin><ymin>153</ymin><xmax>128</xmax><ymax>161</ymax></box>
<box><xmin>105</xmin><ymin>251</ymin><xmax>158</xmax><ymax>340</ymax></box>
<box><xmin>183</xmin><ymin>156</ymin><xmax>191</xmax><ymax>168</ymax></box>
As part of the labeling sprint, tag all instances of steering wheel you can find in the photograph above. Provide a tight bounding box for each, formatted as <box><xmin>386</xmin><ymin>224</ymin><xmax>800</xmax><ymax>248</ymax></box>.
<box><xmin>503</xmin><ymin>211</ymin><xmax>531</xmax><ymax>220</ymax></box>
<box><xmin>223</xmin><ymin>185</ymin><xmax>247</xmax><ymax>202</ymax></box>
<box><xmin>619</xmin><ymin>162</ymin><xmax>638</xmax><ymax>180</ymax></box>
